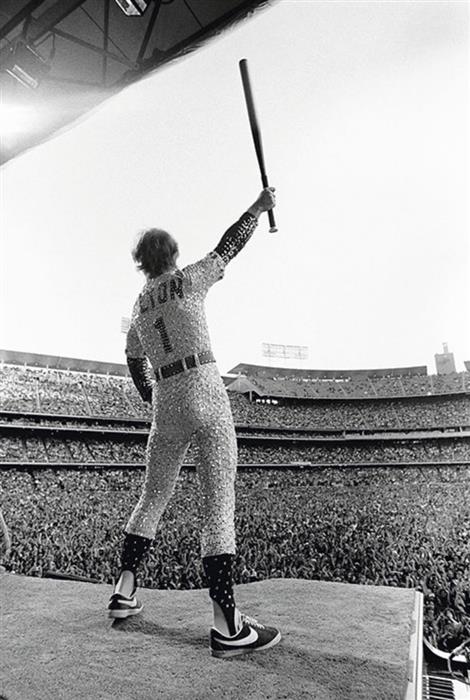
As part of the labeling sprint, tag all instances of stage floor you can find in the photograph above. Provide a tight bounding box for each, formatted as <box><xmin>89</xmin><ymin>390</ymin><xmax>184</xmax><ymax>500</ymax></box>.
<box><xmin>1</xmin><ymin>574</ymin><xmax>419</xmax><ymax>699</ymax></box>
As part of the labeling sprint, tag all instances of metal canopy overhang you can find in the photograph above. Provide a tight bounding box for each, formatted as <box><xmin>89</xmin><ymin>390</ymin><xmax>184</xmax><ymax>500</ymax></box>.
<box><xmin>0</xmin><ymin>0</ymin><xmax>271</xmax><ymax>164</ymax></box>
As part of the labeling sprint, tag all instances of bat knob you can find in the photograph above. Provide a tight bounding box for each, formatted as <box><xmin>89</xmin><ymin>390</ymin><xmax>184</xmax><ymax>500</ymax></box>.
<box><xmin>269</xmin><ymin>227</ymin><xmax>278</xmax><ymax>234</ymax></box>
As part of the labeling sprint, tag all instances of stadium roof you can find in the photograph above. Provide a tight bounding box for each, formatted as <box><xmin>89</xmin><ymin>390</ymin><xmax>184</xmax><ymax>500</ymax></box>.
<box><xmin>0</xmin><ymin>0</ymin><xmax>270</xmax><ymax>164</ymax></box>
<box><xmin>0</xmin><ymin>348</ymin><xmax>129</xmax><ymax>375</ymax></box>
<box><xmin>224</xmin><ymin>374</ymin><xmax>260</xmax><ymax>393</ymax></box>
<box><xmin>229</xmin><ymin>362</ymin><xmax>429</xmax><ymax>379</ymax></box>
<box><xmin>0</xmin><ymin>349</ymin><xmax>233</xmax><ymax>383</ymax></box>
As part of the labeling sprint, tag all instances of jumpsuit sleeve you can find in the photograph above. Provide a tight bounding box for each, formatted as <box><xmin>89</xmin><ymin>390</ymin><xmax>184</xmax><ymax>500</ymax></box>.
<box><xmin>182</xmin><ymin>212</ymin><xmax>259</xmax><ymax>295</ymax></box>
<box><xmin>182</xmin><ymin>251</ymin><xmax>226</xmax><ymax>295</ymax></box>
<box><xmin>125</xmin><ymin>324</ymin><xmax>153</xmax><ymax>404</ymax></box>
<box><xmin>213</xmin><ymin>211</ymin><xmax>258</xmax><ymax>265</ymax></box>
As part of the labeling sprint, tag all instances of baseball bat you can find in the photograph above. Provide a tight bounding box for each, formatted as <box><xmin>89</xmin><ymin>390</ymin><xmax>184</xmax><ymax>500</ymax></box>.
<box><xmin>239</xmin><ymin>58</ymin><xmax>277</xmax><ymax>233</ymax></box>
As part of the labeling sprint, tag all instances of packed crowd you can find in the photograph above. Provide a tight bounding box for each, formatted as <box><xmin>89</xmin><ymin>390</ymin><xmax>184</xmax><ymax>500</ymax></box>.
<box><xmin>1</xmin><ymin>365</ymin><xmax>469</xmax><ymax>431</ymax></box>
<box><xmin>1</xmin><ymin>465</ymin><xmax>469</xmax><ymax>651</ymax></box>
<box><xmin>235</xmin><ymin>440</ymin><xmax>470</xmax><ymax>465</ymax></box>
<box><xmin>1</xmin><ymin>434</ymin><xmax>468</xmax><ymax>465</ymax></box>
<box><xmin>0</xmin><ymin>415</ymin><xmax>144</xmax><ymax>431</ymax></box>
<box><xmin>244</xmin><ymin>369</ymin><xmax>469</xmax><ymax>399</ymax></box>
<box><xmin>0</xmin><ymin>365</ymin><xmax>151</xmax><ymax>419</ymax></box>
<box><xmin>230</xmin><ymin>393</ymin><xmax>470</xmax><ymax>430</ymax></box>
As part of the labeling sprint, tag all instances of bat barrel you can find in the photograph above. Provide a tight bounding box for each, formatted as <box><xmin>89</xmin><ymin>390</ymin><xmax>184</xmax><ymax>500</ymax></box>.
<box><xmin>239</xmin><ymin>58</ymin><xmax>277</xmax><ymax>234</ymax></box>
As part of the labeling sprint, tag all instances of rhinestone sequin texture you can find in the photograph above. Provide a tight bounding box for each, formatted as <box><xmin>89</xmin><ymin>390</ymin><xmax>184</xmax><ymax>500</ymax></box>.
<box><xmin>125</xmin><ymin>251</ymin><xmax>241</xmax><ymax>556</ymax></box>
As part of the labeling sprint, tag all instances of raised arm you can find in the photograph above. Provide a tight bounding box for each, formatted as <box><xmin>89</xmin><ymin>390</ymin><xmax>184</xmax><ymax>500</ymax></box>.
<box><xmin>214</xmin><ymin>187</ymin><xmax>276</xmax><ymax>265</ymax></box>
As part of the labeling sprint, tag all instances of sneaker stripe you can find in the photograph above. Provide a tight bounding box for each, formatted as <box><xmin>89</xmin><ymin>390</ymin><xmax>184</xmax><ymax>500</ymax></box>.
<box><xmin>111</xmin><ymin>593</ymin><xmax>136</xmax><ymax>602</ymax></box>
<box><xmin>109</xmin><ymin>594</ymin><xmax>139</xmax><ymax>609</ymax></box>
<box><xmin>215</xmin><ymin>628</ymin><xmax>259</xmax><ymax>647</ymax></box>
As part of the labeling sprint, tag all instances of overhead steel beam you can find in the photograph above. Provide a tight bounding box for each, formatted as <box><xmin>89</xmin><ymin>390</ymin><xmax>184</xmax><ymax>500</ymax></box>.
<box><xmin>136</xmin><ymin>0</ymin><xmax>162</xmax><ymax>64</ymax></box>
<box><xmin>134</xmin><ymin>0</ymin><xmax>267</xmax><ymax>81</ymax></box>
<box><xmin>102</xmin><ymin>0</ymin><xmax>110</xmax><ymax>85</ymax></box>
<box><xmin>0</xmin><ymin>0</ymin><xmax>86</xmax><ymax>68</ymax></box>
<box><xmin>183</xmin><ymin>1</ymin><xmax>203</xmax><ymax>30</ymax></box>
<box><xmin>0</xmin><ymin>0</ymin><xmax>47</xmax><ymax>41</ymax></box>
<box><xmin>79</xmin><ymin>5</ymin><xmax>131</xmax><ymax>61</ymax></box>
<box><xmin>22</xmin><ymin>0</ymin><xmax>87</xmax><ymax>42</ymax></box>
<box><xmin>52</xmin><ymin>27</ymin><xmax>138</xmax><ymax>69</ymax></box>
<box><xmin>1</xmin><ymin>0</ymin><xmax>271</xmax><ymax>164</ymax></box>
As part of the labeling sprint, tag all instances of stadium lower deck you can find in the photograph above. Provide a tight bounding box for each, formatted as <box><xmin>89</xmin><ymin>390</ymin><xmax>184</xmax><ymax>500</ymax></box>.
<box><xmin>1</xmin><ymin>356</ymin><xmax>470</xmax><ymax>696</ymax></box>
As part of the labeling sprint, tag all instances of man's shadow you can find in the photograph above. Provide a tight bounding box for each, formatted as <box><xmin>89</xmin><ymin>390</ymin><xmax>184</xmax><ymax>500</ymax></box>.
<box><xmin>111</xmin><ymin>616</ymin><xmax>204</xmax><ymax>650</ymax></box>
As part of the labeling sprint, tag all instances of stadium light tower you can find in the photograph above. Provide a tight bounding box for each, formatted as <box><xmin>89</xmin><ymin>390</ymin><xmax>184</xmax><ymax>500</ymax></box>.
<box><xmin>114</xmin><ymin>0</ymin><xmax>150</xmax><ymax>16</ymax></box>
<box><xmin>435</xmin><ymin>343</ymin><xmax>456</xmax><ymax>374</ymax></box>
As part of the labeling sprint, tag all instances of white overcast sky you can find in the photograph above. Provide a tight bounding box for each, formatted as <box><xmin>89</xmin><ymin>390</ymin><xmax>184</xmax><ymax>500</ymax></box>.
<box><xmin>1</xmin><ymin>0</ymin><xmax>469</xmax><ymax>375</ymax></box>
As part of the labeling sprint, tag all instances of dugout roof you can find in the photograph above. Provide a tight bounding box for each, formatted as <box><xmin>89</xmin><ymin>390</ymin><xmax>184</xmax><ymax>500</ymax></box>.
<box><xmin>0</xmin><ymin>0</ymin><xmax>271</xmax><ymax>164</ymax></box>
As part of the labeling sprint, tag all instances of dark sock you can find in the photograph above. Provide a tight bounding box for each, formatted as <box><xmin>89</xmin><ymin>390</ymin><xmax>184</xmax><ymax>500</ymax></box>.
<box><xmin>202</xmin><ymin>553</ymin><xmax>237</xmax><ymax>636</ymax></box>
<box><xmin>119</xmin><ymin>533</ymin><xmax>152</xmax><ymax>583</ymax></box>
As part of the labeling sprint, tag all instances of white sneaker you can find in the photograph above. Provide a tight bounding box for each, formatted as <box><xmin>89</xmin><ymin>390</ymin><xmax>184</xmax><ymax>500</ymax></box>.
<box><xmin>210</xmin><ymin>613</ymin><xmax>281</xmax><ymax>658</ymax></box>
<box><xmin>107</xmin><ymin>589</ymin><xmax>143</xmax><ymax>619</ymax></box>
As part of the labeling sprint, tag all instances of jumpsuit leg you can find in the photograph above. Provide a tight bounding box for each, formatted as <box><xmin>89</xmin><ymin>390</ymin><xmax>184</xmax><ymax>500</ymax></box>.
<box><xmin>192</xmin><ymin>417</ymin><xmax>238</xmax><ymax>558</ymax></box>
<box><xmin>125</xmin><ymin>420</ymin><xmax>190</xmax><ymax>540</ymax></box>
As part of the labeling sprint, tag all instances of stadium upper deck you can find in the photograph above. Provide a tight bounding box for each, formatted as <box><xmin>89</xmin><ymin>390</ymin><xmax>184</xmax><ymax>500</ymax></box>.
<box><xmin>0</xmin><ymin>350</ymin><xmax>469</xmax><ymax>465</ymax></box>
<box><xmin>1</xmin><ymin>350</ymin><xmax>469</xmax><ymax>405</ymax></box>
<box><xmin>229</xmin><ymin>362</ymin><xmax>470</xmax><ymax>399</ymax></box>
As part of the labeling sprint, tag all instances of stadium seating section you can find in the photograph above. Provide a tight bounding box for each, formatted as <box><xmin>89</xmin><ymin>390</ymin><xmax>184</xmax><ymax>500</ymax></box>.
<box><xmin>0</xmin><ymin>362</ymin><xmax>469</xmax><ymax>466</ymax></box>
<box><xmin>0</xmin><ymin>364</ymin><xmax>469</xmax><ymax>428</ymax></box>
<box><xmin>1</xmin><ymin>360</ymin><xmax>469</xmax><ymax>652</ymax></box>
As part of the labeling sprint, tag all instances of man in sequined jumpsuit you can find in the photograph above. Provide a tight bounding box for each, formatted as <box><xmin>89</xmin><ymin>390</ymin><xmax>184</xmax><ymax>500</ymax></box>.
<box><xmin>107</xmin><ymin>187</ymin><xmax>281</xmax><ymax>658</ymax></box>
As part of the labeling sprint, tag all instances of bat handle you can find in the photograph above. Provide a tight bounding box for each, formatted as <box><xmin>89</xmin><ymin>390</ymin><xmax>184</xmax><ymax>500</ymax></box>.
<box><xmin>268</xmin><ymin>210</ymin><xmax>277</xmax><ymax>233</ymax></box>
<box><xmin>261</xmin><ymin>174</ymin><xmax>278</xmax><ymax>233</ymax></box>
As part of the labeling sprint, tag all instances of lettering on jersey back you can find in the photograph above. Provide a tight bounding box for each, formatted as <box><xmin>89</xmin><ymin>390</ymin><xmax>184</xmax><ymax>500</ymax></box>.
<box><xmin>157</xmin><ymin>281</ymin><xmax>168</xmax><ymax>304</ymax></box>
<box><xmin>139</xmin><ymin>275</ymin><xmax>184</xmax><ymax>314</ymax></box>
<box><xmin>139</xmin><ymin>290</ymin><xmax>155</xmax><ymax>313</ymax></box>
<box><xmin>170</xmin><ymin>276</ymin><xmax>183</xmax><ymax>300</ymax></box>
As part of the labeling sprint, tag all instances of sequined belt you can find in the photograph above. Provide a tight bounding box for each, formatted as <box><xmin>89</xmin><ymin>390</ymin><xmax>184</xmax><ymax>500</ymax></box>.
<box><xmin>154</xmin><ymin>350</ymin><xmax>215</xmax><ymax>381</ymax></box>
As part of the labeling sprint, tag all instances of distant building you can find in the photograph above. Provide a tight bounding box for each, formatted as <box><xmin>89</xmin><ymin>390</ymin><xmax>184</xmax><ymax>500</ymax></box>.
<box><xmin>435</xmin><ymin>343</ymin><xmax>456</xmax><ymax>375</ymax></box>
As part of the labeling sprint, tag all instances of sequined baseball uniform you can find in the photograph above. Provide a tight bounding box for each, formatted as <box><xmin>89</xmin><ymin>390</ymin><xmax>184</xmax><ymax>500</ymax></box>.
<box><xmin>125</xmin><ymin>212</ymin><xmax>258</xmax><ymax>557</ymax></box>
